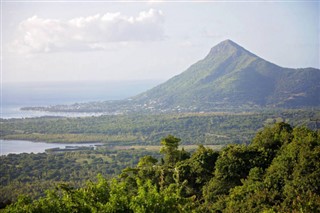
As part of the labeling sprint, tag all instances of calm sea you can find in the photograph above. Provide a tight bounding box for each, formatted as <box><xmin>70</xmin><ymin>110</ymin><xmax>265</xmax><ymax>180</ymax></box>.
<box><xmin>1</xmin><ymin>80</ymin><xmax>162</xmax><ymax>119</ymax></box>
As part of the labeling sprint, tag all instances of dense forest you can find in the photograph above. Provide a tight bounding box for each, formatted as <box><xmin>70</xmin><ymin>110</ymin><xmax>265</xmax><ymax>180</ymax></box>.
<box><xmin>0</xmin><ymin>149</ymin><xmax>161</xmax><ymax>206</ymax></box>
<box><xmin>1</xmin><ymin>123</ymin><xmax>319</xmax><ymax>212</ymax></box>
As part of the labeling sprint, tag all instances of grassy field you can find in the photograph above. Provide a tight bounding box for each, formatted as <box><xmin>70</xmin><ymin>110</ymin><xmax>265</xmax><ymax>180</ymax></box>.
<box><xmin>108</xmin><ymin>144</ymin><xmax>224</xmax><ymax>152</ymax></box>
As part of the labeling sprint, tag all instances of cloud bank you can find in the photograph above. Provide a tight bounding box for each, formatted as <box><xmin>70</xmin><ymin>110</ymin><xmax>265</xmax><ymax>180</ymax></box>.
<box><xmin>12</xmin><ymin>9</ymin><xmax>164</xmax><ymax>54</ymax></box>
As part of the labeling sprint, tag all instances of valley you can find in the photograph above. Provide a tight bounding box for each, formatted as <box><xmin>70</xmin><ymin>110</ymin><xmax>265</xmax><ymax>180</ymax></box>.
<box><xmin>2</xmin><ymin>109</ymin><xmax>319</xmax><ymax>146</ymax></box>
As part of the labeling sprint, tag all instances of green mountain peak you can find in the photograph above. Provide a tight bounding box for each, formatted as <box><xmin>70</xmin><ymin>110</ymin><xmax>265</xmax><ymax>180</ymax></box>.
<box><xmin>206</xmin><ymin>39</ymin><xmax>255</xmax><ymax>59</ymax></box>
<box><xmin>133</xmin><ymin>40</ymin><xmax>320</xmax><ymax>111</ymax></box>
<box><xmin>23</xmin><ymin>40</ymin><xmax>320</xmax><ymax>113</ymax></box>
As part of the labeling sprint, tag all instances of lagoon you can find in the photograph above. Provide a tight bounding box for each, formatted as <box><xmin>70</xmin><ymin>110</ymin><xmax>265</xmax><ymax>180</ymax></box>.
<box><xmin>0</xmin><ymin>140</ymin><xmax>102</xmax><ymax>156</ymax></box>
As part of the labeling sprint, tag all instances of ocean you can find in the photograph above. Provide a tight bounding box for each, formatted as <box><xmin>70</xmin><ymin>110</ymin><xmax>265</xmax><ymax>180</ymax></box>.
<box><xmin>1</xmin><ymin>80</ymin><xmax>162</xmax><ymax>119</ymax></box>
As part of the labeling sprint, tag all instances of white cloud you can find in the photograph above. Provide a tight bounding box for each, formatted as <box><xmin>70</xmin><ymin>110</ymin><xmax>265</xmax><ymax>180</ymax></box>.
<box><xmin>147</xmin><ymin>0</ymin><xmax>164</xmax><ymax>4</ymax></box>
<box><xmin>201</xmin><ymin>28</ymin><xmax>224</xmax><ymax>39</ymax></box>
<box><xmin>11</xmin><ymin>9</ymin><xmax>164</xmax><ymax>54</ymax></box>
<box><xmin>179</xmin><ymin>40</ymin><xmax>193</xmax><ymax>47</ymax></box>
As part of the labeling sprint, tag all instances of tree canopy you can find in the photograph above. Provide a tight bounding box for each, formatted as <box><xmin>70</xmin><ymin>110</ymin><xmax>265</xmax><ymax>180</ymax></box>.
<box><xmin>2</xmin><ymin>123</ymin><xmax>320</xmax><ymax>212</ymax></box>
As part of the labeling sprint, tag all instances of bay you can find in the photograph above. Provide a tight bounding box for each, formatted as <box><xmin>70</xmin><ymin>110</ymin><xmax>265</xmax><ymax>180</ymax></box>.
<box><xmin>0</xmin><ymin>140</ymin><xmax>102</xmax><ymax>156</ymax></box>
<box><xmin>1</xmin><ymin>104</ymin><xmax>105</xmax><ymax>119</ymax></box>
<box><xmin>0</xmin><ymin>80</ymin><xmax>163</xmax><ymax>155</ymax></box>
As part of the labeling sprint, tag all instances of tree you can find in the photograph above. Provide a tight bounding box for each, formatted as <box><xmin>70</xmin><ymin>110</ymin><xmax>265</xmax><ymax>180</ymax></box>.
<box><xmin>175</xmin><ymin>145</ymin><xmax>219</xmax><ymax>197</ymax></box>
<box><xmin>160</xmin><ymin>135</ymin><xmax>182</xmax><ymax>166</ymax></box>
<box><xmin>137</xmin><ymin>156</ymin><xmax>158</xmax><ymax>168</ymax></box>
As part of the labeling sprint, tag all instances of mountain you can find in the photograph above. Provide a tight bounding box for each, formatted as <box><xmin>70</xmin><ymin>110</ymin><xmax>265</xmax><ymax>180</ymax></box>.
<box><xmin>22</xmin><ymin>39</ymin><xmax>320</xmax><ymax>113</ymax></box>
<box><xmin>131</xmin><ymin>39</ymin><xmax>320</xmax><ymax>111</ymax></box>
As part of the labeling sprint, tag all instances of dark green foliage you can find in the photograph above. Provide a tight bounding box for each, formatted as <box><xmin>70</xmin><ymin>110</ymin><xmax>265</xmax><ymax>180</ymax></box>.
<box><xmin>2</xmin><ymin>123</ymin><xmax>320</xmax><ymax>212</ymax></box>
<box><xmin>252</xmin><ymin>122</ymin><xmax>293</xmax><ymax>150</ymax></box>
<box><xmin>160</xmin><ymin>135</ymin><xmax>188</xmax><ymax>166</ymax></box>
<box><xmin>208</xmin><ymin>124</ymin><xmax>320</xmax><ymax>212</ymax></box>
<box><xmin>176</xmin><ymin>145</ymin><xmax>219</xmax><ymax>197</ymax></box>
<box><xmin>262</xmin><ymin>126</ymin><xmax>320</xmax><ymax>212</ymax></box>
<box><xmin>223</xmin><ymin>167</ymin><xmax>270</xmax><ymax>212</ymax></box>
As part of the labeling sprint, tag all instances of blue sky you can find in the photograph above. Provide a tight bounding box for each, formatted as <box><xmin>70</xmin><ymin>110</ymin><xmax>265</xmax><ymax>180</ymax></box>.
<box><xmin>2</xmin><ymin>1</ymin><xmax>319</xmax><ymax>82</ymax></box>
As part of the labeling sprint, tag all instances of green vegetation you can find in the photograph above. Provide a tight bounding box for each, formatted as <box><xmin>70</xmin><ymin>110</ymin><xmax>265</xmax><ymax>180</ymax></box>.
<box><xmin>2</xmin><ymin>123</ymin><xmax>320</xmax><ymax>212</ymax></box>
<box><xmin>1</xmin><ymin>109</ymin><xmax>319</xmax><ymax>145</ymax></box>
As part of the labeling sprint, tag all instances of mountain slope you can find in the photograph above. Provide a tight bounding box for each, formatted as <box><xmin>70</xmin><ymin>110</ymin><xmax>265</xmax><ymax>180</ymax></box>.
<box><xmin>133</xmin><ymin>39</ymin><xmax>320</xmax><ymax>110</ymax></box>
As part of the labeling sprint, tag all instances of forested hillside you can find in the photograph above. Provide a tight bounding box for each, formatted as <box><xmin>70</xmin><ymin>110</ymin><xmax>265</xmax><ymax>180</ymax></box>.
<box><xmin>2</xmin><ymin>123</ymin><xmax>319</xmax><ymax>212</ymax></box>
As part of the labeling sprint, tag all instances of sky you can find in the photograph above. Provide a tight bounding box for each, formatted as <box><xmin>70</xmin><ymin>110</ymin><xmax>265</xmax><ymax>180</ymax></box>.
<box><xmin>1</xmin><ymin>1</ymin><xmax>319</xmax><ymax>83</ymax></box>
